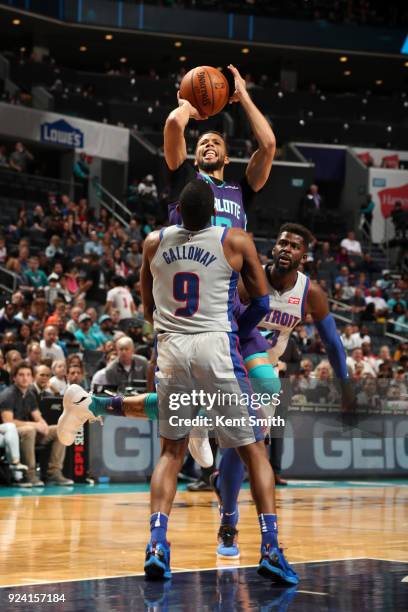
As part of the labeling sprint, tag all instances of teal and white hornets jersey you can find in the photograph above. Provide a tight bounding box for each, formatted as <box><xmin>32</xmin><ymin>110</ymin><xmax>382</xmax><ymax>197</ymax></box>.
<box><xmin>150</xmin><ymin>225</ymin><xmax>238</xmax><ymax>333</ymax></box>
<box><xmin>258</xmin><ymin>270</ymin><xmax>310</xmax><ymax>365</ymax></box>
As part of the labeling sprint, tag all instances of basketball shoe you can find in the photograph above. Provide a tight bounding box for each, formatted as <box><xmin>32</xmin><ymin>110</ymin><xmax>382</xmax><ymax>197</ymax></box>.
<box><xmin>257</xmin><ymin>544</ymin><xmax>299</xmax><ymax>584</ymax></box>
<box><xmin>188</xmin><ymin>427</ymin><xmax>213</xmax><ymax>468</ymax></box>
<box><xmin>57</xmin><ymin>384</ymin><xmax>100</xmax><ymax>446</ymax></box>
<box><xmin>210</xmin><ymin>471</ymin><xmax>240</xmax><ymax>559</ymax></box>
<box><xmin>144</xmin><ymin>541</ymin><xmax>171</xmax><ymax>580</ymax></box>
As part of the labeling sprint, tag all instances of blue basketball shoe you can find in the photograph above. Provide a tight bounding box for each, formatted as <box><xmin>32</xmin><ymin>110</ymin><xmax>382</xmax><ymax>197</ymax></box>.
<box><xmin>257</xmin><ymin>544</ymin><xmax>299</xmax><ymax>585</ymax></box>
<box><xmin>217</xmin><ymin>525</ymin><xmax>240</xmax><ymax>560</ymax></box>
<box><xmin>210</xmin><ymin>471</ymin><xmax>240</xmax><ymax>559</ymax></box>
<box><xmin>144</xmin><ymin>541</ymin><xmax>171</xmax><ymax>580</ymax></box>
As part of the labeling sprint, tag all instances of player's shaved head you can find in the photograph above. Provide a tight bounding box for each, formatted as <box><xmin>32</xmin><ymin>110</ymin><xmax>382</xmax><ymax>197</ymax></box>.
<box><xmin>179</xmin><ymin>179</ymin><xmax>215</xmax><ymax>231</ymax></box>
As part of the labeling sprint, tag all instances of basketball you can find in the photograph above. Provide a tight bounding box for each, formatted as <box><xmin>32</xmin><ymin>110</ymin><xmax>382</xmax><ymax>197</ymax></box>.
<box><xmin>179</xmin><ymin>66</ymin><xmax>230</xmax><ymax>117</ymax></box>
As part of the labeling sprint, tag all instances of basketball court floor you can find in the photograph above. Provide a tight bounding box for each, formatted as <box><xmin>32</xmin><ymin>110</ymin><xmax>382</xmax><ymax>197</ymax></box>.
<box><xmin>0</xmin><ymin>480</ymin><xmax>407</xmax><ymax>610</ymax></box>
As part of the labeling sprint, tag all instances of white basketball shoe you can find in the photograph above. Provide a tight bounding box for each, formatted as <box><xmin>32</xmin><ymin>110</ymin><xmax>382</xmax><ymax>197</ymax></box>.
<box><xmin>188</xmin><ymin>427</ymin><xmax>214</xmax><ymax>468</ymax></box>
<box><xmin>57</xmin><ymin>384</ymin><xmax>97</xmax><ymax>446</ymax></box>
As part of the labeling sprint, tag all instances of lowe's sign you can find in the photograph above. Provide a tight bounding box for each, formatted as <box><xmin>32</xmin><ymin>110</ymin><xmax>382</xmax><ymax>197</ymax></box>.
<box><xmin>41</xmin><ymin>119</ymin><xmax>84</xmax><ymax>148</ymax></box>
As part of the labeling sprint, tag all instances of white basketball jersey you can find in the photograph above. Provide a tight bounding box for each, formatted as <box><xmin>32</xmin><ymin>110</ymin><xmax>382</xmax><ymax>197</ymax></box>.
<box><xmin>258</xmin><ymin>269</ymin><xmax>310</xmax><ymax>365</ymax></box>
<box><xmin>150</xmin><ymin>225</ymin><xmax>238</xmax><ymax>333</ymax></box>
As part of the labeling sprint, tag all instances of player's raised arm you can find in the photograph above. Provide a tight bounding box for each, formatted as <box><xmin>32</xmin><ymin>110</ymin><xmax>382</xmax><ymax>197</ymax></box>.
<box><xmin>164</xmin><ymin>94</ymin><xmax>208</xmax><ymax>171</ymax></box>
<box><xmin>224</xmin><ymin>228</ymin><xmax>269</xmax><ymax>336</ymax></box>
<box><xmin>140</xmin><ymin>231</ymin><xmax>161</xmax><ymax>324</ymax></box>
<box><xmin>228</xmin><ymin>64</ymin><xmax>276</xmax><ymax>192</ymax></box>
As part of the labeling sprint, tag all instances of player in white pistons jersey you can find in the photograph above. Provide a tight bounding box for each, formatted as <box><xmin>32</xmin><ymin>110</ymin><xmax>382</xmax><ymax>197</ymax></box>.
<box><xmin>191</xmin><ymin>223</ymin><xmax>354</xmax><ymax>561</ymax></box>
<box><xmin>259</xmin><ymin>267</ymin><xmax>310</xmax><ymax>366</ymax></box>
<box><xmin>139</xmin><ymin>179</ymin><xmax>302</xmax><ymax>583</ymax></box>
<box><xmin>151</xmin><ymin>224</ymin><xmax>237</xmax><ymax>334</ymax></box>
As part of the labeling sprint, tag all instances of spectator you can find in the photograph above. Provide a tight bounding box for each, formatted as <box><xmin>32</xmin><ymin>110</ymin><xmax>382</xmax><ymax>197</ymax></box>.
<box><xmin>90</xmin><ymin>350</ymin><xmax>118</xmax><ymax>391</ymax></box>
<box><xmin>83</xmin><ymin>253</ymin><xmax>108</xmax><ymax>309</ymax></box>
<box><xmin>106</xmin><ymin>275</ymin><xmax>136</xmax><ymax>321</ymax></box>
<box><xmin>49</xmin><ymin>360</ymin><xmax>67</xmax><ymax>395</ymax></box>
<box><xmin>74</xmin><ymin>313</ymin><xmax>105</xmax><ymax>350</ymax></box>
<box><xmin>391</xmin><ymin>201</ymin><xmax>407</xmax><ymax>239</ymax></box>
<box><xmin>340</xmin><ymin>231</ymin><xmax>362</xmax><ymax>257</ymax></box>
<box><xmin>98</xmin><ymin>314</ymin><xmax>114</xmax><ymax>343</ymax></box>
<box><xmin>387</xmin><ymin>289</ymin><xmax>407</xmax><ymax>312</ymax></box>
<box><xmin>365</xmin><ymin>288</ymin><xmax>388</xmax><ymax>316</ymax></box>
<box><xmin>0</xmin><ymin>302</ymin><xmax>21</xmax><ymax>335</ymax></box>
<box><xmin>356</xmin><ymin>375</ymin><xmax>380</xmax><ymax>408</ymax></box>
<box><xmin>5</xmin><ymin>350</ymin><xmax>22</xmax><ymax>374</ymax></box>
<box><xmin>350</xmin><ymin>325</ymin><xmax>371</xmax><ymax>349</ymax></box>
<box><xmin>40</xmin><ymin>325</ymin><xmax>65</xmax><ymax>363</ymax></box>
<box><xmin>0</xmin><ymin>350</ymin><xmax>10</xmax><ymax>391</ymax></box>
<box><xmin>301</xmin><ymin>184</ymin><xmax>323</xmax><ymax>230</ymax></box>
<box><xmin>45</xmin><ymin>235</ymin><xmax>63</xmax><ymax>259</ymax></box>
<box><xmin>66</xmin><ymin>306</ymin><xmax>82</xmax><ymax>335</ymax></box>
<box><xmin>376</xmin><ymin>345</ymin><xmax>393</xmax><ymax>371</ymax></box>
<box><xmin>26</xmin><ymin>342</ymin><xmax>43</xmax><ymax>369</ymax></box>
<box><xmin>66</xmin><ymin>361</ymin><xmax>85</xmax><ymax>387</ymax></box>
<box><xmin>346</xmin><ymin>347</ymin><xmax>376</xmax><ymax>377</ymax></box>
<box><xmin>128</xmin><ymin>219</ymin><xmax>143</xmax><ymax>242</ymax></box>
<box><xmin>296</xmin><ymin>358</ymin><xmax>316</xmax><ymax>394</ymax></box>
<box><xmin>73</xmin><ymin>152</ymin><xmax>91</xmax><ymax>200</ymax></box>
<box><xmin>341</xmin><ymin>324</ymin><xmax>360</xmax><ymax>352</ymax></box>
<box><xmin>360</xmin><ymin>194</ymin><xmax>375</xmax><ymax>235</ymax></box>
<box><xmin>24</xmin><ymin>256</ymin><xmax>48</xmax><ymax>291</ymax></box>
<box><xmin>138</xmin><ymin>174</ymin><xmax>158</xmax><ymax>200</ymax></box>
<box><xmin>84</xmin><ymin>230</ymin><xmax>104</xmax><ymax>256</ymax></box>
<box><xmin>0</xmin><ymin>361</ymin><xmax>73</xmax><ymax>486</ymax></box>
<box><xmin>394</xmin><ymin>308</ymin><xmax>408</xmax><ymax>335</ymax></box>
<box><xmin>0</xmin><ymin>422</ymin><xmax>28</xmax><ymax>483</ymax></box>
<box><xmin>104</xmin><ymin>336</ymin><xmax>147</xmax><ymax>388</ymax></box>
<box><xmin>31</xmin><ymin>364</ymin><xmax>53</xmax><ymax>403</ymax></box>
<box><xmin>349</xmin><ymin>287</ymin><xmax>366</xmax><ymax>320</ymax></box>
<box><xmin>9</xmin><ymin>141</ymin><xmax>34</xmax><ymax>173</ymax></box>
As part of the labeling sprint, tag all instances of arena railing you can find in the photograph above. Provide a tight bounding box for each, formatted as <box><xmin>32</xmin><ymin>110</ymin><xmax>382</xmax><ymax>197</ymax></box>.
<box><xmin>92</xmin><ymin>177</ymin><xmax>131</xmax><ymax>228</ymax></box>
<box><xmin>0</xmin><ymin>265</ymin><xmax>18</xmax><ymax>295</ymax></box>
<box><xmin>328</xmin><ymin>298</ymin><xmax>407</xmax><ymax>344</ymax></box>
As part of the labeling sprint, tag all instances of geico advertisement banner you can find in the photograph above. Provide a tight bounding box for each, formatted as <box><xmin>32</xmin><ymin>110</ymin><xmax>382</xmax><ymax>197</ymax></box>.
<box><xmin>0</xmin><ymin>102</ymin><xmax>129</xmax><ymax>162</ymax></box>
<box><xmin>282</xmin><ymin>410</ymin><xmax>408</xmax><ymax>477</ymax></box>
<box><xmin>87</xmin><ymin>411</ymin><xmax>408</xmax><ymax>481</ymax></box>
<box><xmin>88</xmin><ymin>417</ymin><xmax>161</xmax><ymax>482</ymax></box>
<box><xmin>353</xmin><ymin>146</ymin><xmax>408</xmax><ymax>167</ymax></box>
<box><xmin>368</xmin><ymin>167</ymin><xmax>408</xmax><ymax>243</ymax></box>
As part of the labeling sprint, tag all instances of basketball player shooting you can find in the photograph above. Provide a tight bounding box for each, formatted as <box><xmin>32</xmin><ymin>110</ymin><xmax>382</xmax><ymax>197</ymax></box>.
<box><xmin>164</xmin><ymin>65</ymin><xmax>283</xmax><ymax>486</ymax></box>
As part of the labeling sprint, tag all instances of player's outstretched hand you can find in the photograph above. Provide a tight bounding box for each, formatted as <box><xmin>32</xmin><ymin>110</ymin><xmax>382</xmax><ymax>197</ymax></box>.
<box><xmin>177</xmin><ymin>91</ymin><xmax>208</xmax><ymax>121</ymax></box>
<box><xmin>227</xmin><ymin>64</ymin><xmax>248</xmax><ymax>103</ymax></box>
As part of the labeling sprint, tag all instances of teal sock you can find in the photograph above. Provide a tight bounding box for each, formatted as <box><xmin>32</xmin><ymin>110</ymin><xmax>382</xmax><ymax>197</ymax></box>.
<box><xmin>144</xmin><ymin>393</ymin><xmax>158</xmax><ymax>420</ymax></box>
<box><xmin>89</xmin><ymin>396</ymin><xmax>114</xmax><ymax>417</ymax></box>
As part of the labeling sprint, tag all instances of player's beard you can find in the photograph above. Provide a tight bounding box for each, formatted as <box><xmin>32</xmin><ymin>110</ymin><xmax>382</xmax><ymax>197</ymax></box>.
<box><xmin>198</xmin><ymin>158</ymin><xmax>224</xmax><ymax>173</ymax></box>
<box><xmin>273</xmin><ymin>254</ymin><xmax>299</xmax><ymax>273</ymax></box>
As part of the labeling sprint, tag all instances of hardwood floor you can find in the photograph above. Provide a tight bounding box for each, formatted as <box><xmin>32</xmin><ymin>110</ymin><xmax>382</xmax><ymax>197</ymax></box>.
<box><xmin>0</xmin><ymin>485</ymin><xmax>407</xmax><ymax>587</ymax></box>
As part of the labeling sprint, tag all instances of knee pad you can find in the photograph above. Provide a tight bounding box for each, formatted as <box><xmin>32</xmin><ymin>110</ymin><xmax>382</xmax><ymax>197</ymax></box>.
<box><xmin>248</xmin><ymin>363</ymin><xmax>281</xmax><ymax>396</ymax></box>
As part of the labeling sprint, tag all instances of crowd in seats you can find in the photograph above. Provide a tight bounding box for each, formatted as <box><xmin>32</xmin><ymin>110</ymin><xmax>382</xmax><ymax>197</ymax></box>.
<box><xmin>0</xmin><ymin>183</ymin><xmax>161</xmax><ymax>486</ymax></box>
